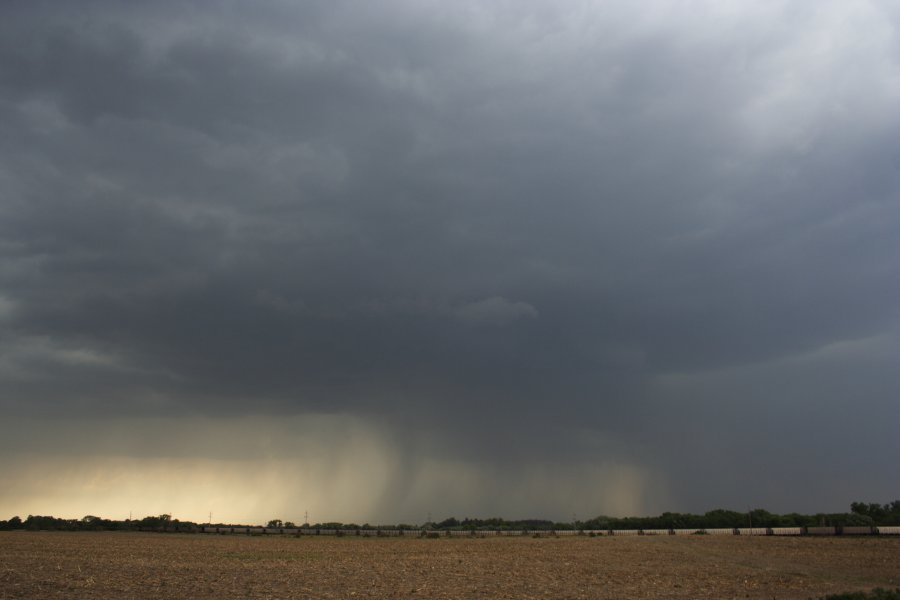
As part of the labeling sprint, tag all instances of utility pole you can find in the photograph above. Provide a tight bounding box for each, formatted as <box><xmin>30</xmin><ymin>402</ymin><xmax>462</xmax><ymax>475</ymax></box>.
<box><xmin>209</xmin><ymin>511</ymin><xmax>212</xmax><ymax>525</ymax></box>
<box><xmin>304</xmin><ymin>511</ymin><xmax>309</xmax><ymax>526</ymax></box>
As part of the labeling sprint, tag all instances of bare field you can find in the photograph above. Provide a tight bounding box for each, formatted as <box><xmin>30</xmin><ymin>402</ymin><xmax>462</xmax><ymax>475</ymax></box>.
<box><xmin>1</xmin><ymin>532</ymin><xmax>898</xmax><ymax>599</ymax></box>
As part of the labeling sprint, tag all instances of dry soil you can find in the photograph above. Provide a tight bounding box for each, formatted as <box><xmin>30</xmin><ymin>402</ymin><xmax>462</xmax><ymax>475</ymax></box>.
<box><xmin>1</xmin><ymin>531</ymin><xmax>898</xmax><ymax>599</ymax></box>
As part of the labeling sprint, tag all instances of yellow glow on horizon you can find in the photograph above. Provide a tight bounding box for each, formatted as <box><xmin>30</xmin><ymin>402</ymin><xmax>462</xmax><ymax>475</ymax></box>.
<box><xmin>0</xmin><ymin>415</ymin><xmax>659</xmax><ymax>524</ymax></box>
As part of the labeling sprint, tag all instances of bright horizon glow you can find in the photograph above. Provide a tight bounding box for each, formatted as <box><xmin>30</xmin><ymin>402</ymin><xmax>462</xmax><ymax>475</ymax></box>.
<box><xmin>1</xmin><ymin>415</ymin><xmax>657</xmax><ymax>525</ymax></box>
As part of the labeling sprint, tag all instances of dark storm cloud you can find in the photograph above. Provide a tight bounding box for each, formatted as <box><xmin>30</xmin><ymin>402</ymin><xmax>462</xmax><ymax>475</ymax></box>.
<box><xmin>1</xmin><ymin>0</ymin><xmax>899</xmax><ymax>516</ymax></box>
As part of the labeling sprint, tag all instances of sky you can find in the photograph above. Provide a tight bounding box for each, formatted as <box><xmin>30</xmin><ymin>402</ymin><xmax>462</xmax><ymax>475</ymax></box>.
<box><xmin>1</xmin><ymin>0</ymin><xmax>899</xmax><ymax>526</ymax></box>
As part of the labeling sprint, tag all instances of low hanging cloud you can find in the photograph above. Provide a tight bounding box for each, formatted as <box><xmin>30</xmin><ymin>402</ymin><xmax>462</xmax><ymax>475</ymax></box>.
<box><xmin>451</xmin><ymin>296</ymin><xmax>538</xmax><ymax>325</ymax></box>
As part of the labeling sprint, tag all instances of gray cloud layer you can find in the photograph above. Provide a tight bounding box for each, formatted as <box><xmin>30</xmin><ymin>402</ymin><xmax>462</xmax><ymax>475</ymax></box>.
<box><xmin>1</xmin><ymin>0</ymin><xmax>899</xmax><ymax>520</ymax></box>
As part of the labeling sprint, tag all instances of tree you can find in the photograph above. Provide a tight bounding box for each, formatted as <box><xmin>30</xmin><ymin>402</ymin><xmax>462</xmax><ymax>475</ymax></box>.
<box><xmin>704</xmin><ymin>509</ymin><xmax>744</xmax><ymax>528</ymax></box>
<box><xmin>436</xmin><ymin>517</ymin><xmax>459</xmax><ymax>529</ymax></box>
<box><xmin>267</xmin><ymin>519</ymin><xmax>283</xmax><ymax>528</ymax></box>
<box><xmin>749</xmin><ymin>509</ymin><xmax>776</xmax><ymax>528</ymax></box>
<box><xmin>851</xmin><ymin>501</ymin><xmax>900</xmax><ymax>525</ymax></box>
<box><xmin>139</xmin><ymin>514</ymin><xmax>172</xmax><ymax>529</ymax></box>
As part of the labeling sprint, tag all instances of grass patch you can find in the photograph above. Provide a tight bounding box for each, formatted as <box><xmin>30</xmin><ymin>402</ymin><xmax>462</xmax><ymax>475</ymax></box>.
<box><xmin>820</xmin><ymin>589</ymin><xmax>900</xmax><ymax>599</ymax></box>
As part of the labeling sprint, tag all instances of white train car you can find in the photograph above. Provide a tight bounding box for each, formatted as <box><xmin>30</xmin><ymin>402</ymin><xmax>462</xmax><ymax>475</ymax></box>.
<box><xmin>704</xmin><ymin>528</ymin><xmax>736</xmax><ymax>535</ymax></box>
<box><xmin>672</xmin><ymin>529</ymin><xmax>702</xmax><ymax>535</ymax></box>
<box><xmin>372</xmin><ymin>530</ymin><xmax>392</xmax><ymax>536</ymax></box>
<box><xmin>876</xmin><ymin>526</ymin><xmax>900</xmax><ymax>535</ymax></box>
<box><xmin>641</xmin><ymin>529</ymin><xmax>670</xmax><ymax>536</ymax></box>
<box><xmin>612</xmin><ymin>529</ymin><xmax>640</xmax><ymax>536</ymax></box>
<box><xmin>806</xmin><ymin>526</ymin><xmax>836</xmax><ymax>536</ymax></box>
<box><xmin>769</xmin><ymin>527</ymin><xmax>802</xmax><ymax>535</ymax></box>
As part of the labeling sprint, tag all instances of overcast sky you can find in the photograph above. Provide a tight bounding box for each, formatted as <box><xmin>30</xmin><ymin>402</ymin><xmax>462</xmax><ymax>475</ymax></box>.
<box><xmin>1</xmin><ymin>0</ymin><xmax>899</xmax><ymax>525</ymax></box>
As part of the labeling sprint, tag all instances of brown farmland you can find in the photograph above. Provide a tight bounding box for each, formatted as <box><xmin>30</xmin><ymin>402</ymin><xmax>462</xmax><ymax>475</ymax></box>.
<box><xmin>1</xmin><ymin>531</ymin><xmax>898</xmax><ymax>599</ymax></box>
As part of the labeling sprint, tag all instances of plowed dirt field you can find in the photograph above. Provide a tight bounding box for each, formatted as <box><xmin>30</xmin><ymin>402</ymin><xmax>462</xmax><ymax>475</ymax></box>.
<box><xmin>1</xmin><ymin>531</ymin><xmax>898</xmax><ymax>598</ymax></box>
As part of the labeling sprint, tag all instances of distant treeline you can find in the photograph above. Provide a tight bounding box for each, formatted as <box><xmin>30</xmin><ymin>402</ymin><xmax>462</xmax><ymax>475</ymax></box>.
<box><xmin>2</xmin><ymin>501</ymin><xmax>898</xmax><ymax>532</ymax></box>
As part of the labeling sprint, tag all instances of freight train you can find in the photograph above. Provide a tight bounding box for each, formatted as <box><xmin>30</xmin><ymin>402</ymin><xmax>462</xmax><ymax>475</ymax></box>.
<box><xmin>179</xmin><ymin>525</ymin><xmax>900</xmax><ymax>536</ymax></box>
